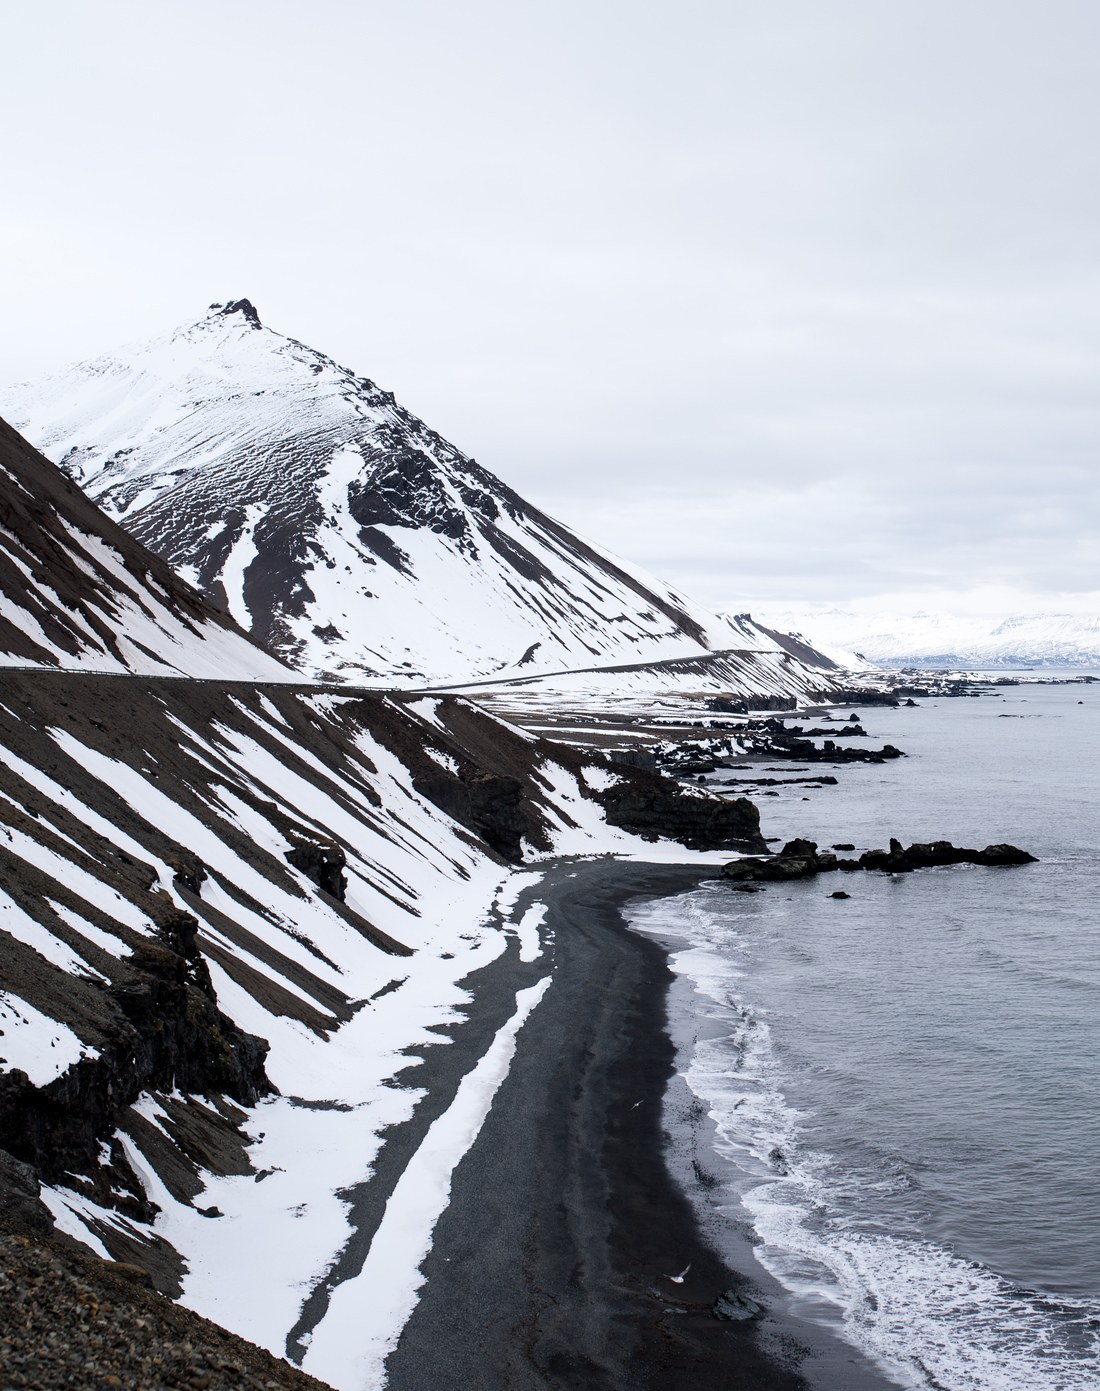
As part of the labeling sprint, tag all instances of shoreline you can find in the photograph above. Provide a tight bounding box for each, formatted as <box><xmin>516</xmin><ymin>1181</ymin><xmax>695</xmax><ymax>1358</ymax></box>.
<box><xmin>385</xmin><ymin>859</ymin><xmax>896</xmax><ymax>1390</ymax></box>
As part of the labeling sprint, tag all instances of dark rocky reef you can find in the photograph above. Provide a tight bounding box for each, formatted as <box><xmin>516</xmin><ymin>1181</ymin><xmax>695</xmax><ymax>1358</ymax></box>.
<box><xmin>651</xmin><ymin>720</ymin><xmax>905</xmax><ymax>780</ymax></box>
<box><xmin>737</xmin><ymin>717</ymin><xmax>905</xmax><ymax>765</ymax></box>
<box><xmin>855</xmin><ymin>837</ymin><xmax>1037</xmax><ymax>871</ymax></box>
<box><xmin>721</xmin><ymin>837</ymin><xmax>1037</xmax><ymax>882</ymax></box>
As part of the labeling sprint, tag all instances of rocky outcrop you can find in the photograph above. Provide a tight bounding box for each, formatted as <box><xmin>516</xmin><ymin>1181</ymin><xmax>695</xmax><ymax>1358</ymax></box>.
<box><xmin>596</xmin><ymin>772</ymin><xmax>767</xmax><ymax>853</ymax></box>
<box><xmin>0</xmin><ymin>909</ymin><xmax>269</xmax><ymax>1201</ymax></box>
<box><xmin>707</xmin><ymin>694</ymin><xmax>798</xmax><ymax>714</ymax></box>
<box><xmin>826</xmin><ymin>688</ymin><xmax>900</xmax><ymax>706</ymax></box>
<box><xmin>284</xmin><ymin>840</ymin><xmax>348</xmax><ymax>900</ymax></box>
<box><xmin>721</xmin><ymin>837</ymin><xmax>1037</xmax><ymax>882</ymax></box>
<box><xmin>855</xmin><ymin>838</ymin><xmax>1037</xmax><ymax>872</ymax></box>
<box><xmin>412</xmin><ymin>769</ymin><xmax>536</xmax><ymax>862</ymax></box>
<box><xmin>0</xmin><ymin>1148</ymin><xmax>51</xmax><ymax>1235</ymax></box>
<box><xmin>737</xmin><ymin>717</ymin><xmax>905</xmax><ymax>764</ymax></box>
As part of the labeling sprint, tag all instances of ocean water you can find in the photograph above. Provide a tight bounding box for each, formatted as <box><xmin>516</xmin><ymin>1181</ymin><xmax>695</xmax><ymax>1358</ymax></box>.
<box><xmin>629</xmin><ymin>679</ymin><xmax>1100</xmax><ymax>1390</ymax></box>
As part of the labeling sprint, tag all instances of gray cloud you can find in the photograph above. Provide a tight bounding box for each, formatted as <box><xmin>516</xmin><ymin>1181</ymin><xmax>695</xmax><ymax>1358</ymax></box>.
<box><xmin>2</xmin><ymin>0</ymin><xmax>1098</xmax><ymax>614</ymax></box>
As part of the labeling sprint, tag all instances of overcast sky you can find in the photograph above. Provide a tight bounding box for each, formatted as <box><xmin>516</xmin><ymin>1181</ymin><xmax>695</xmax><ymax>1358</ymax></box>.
<box><xmin>2</xmin><ymin>1</ymin><xmax>1098</xmax><ymax>617</ymax></box>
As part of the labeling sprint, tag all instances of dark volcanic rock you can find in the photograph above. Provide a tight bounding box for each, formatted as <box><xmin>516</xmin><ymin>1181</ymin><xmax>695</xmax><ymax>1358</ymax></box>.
<box><xmin>721</xmin><ymin>836</ymin><xmax>1037</xmax><ymax>883</ymax></box>
<box><xmin>860</xmin><ymin>839</ymin><xmax>1038</xmax><ymax>872</ymax></box>
<box><xmin>0</xmin><ymin>1148</ymin><xmax>51</xmax><ymax>1234</ymax></box>
<box><xmin>596</xmin><ymin>773</ymin><xmax>767</xmax><ymax>853</ymax></box>
<box><xmin>414</xmin><ymin>770</ymin><xmax>534</xmax><ymax>862</ymax></box>
<box><xmin>712</xmin><ymin>1289</ymin><xmax>763</xmax><ymax>1321</ymax></box>
<box><xmin>722</xmin><ymin>854</ymin><xmax>817</xmax><ymax>882</ymax></box>
<box><xmin>285</xmin><ymin>839</ymin><xmax>348</xmax><ymax>900</ymax></box>
<box><xmin>0</xmin><ymin>909</ymin><xmax>269</xmax><ymax>1195</ymax></box>
<box><xmin>828</xmin><ymin>688</ymin><xmax>900</xmax><ymax>706</ymax></box>
<box><xmin>976</xmin><ymin>842</ymin><xmax>1039</xmax><ymax>866</ymax></box>
<box><xmin>736</xmin><ymin>716</ymin><xmax>905</xmax><ymax>764</ymax></box>
<box><xmin>168</xmin><ymin>852</ymin><xmax>207</xmax><ymax>896</ymax></box>
<box><xmin>607</xmin><ymin>747</ymin><xmax>659</xmax><ymax>773</ymax></box>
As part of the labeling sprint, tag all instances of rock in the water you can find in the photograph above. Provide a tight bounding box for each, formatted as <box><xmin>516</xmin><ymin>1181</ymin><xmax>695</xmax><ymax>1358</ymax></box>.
<box><xmin>722</xmin><ymin>854</ymin><xmax>818</xmax><ymax>882</ymax></box>
<box><xmin>860</xmin><ymin>840</ymin><xmax>1038</xmax><ymax>873</ymax></box>
<box><xmin>830</xmin><ymin>890</ymin><xmax>850</xmax><ymax>899</ymax></box>
<box><xmin>976</xmin><ymin>842</ymin><xmax>1038</xmax><ymax>866</ymax></box>
<box><xmin>721</xmin><ymin>837</ymin><xmax>1036</xmax><ymax>883</ymax></box>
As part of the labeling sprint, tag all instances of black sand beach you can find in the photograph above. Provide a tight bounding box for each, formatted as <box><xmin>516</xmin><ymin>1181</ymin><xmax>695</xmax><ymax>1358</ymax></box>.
<box><xmin>386</xmin><ymin>860</ymin><xmax>896</xmax><ymax>1391</ymax></box>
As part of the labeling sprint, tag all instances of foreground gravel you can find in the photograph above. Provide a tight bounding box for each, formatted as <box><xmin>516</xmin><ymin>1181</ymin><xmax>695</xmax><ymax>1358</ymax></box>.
<box><xmin>0</xmin><ymin>1233</ymin><xmax>335</xmax><ymax>1391</ymax></box>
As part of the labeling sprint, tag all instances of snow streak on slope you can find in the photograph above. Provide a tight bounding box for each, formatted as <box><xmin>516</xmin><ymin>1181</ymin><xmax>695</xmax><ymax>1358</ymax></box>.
<box><xmin>0</xmin><ymin>416</ymin><xmax>290</xmax><ymax>679</ymax></box>
<box><xmin>4</xmin><ymin>301</ymin><xmax>838</xmax><ymax>687</ymax></box>
<box><xmin>756</xmin><ymin>606</ymin><xmax>1100</xmax><ymax>669</ymax></box>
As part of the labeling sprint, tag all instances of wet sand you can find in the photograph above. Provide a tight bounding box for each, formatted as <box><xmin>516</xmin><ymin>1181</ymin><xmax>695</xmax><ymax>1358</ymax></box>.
<box><xmin>385</xmin><ymin>860</ymin><xmax>895</xmax><ymax>1391</ymax></box>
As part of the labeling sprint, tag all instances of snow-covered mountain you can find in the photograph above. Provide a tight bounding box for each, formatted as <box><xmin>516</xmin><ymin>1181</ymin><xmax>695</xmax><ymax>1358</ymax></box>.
<box><xmin>756</xmin><ymin>606</ymin><xmax>1100</xmax><ymax>669</ymax></box>
<box><xmin>4</xmin><ymin>301</ymin><xmax>838</xmax><ymax>687</ymax></box>
<box><xmin>0</xmin><ymin>415</ymin><xmax>289</xmax><ymax>680</ymax></box>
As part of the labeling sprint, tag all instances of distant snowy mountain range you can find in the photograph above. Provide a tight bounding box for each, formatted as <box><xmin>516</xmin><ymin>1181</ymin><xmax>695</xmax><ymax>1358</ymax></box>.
<box><xmin>3</xmin><ymin>300</ymin><xmax>837</xmax><ymax>688</ymax></box>
<box><xmin>756</xmin><ymin>607</ymin><xmax>1100</xmax><ymax>669</ymax></box>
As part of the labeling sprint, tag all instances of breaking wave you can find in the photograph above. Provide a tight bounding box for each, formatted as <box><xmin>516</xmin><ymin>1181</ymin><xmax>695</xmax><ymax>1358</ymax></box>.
<box><xmin>630</xmin><ymin>891</ymin><xmax>1100</xmax><ymax>1391</ymax></box>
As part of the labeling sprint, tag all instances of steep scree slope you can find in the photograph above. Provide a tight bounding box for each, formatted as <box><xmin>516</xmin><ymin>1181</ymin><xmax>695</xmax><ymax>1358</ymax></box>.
<box><xmin>0</xmin><ymin>415</ymin><xmax>289</xmax><ymax>679</ymax></box>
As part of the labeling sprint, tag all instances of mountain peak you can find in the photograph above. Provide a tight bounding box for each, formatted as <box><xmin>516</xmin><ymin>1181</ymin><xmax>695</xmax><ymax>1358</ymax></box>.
<box><xmin>208</xmin><ymin>298</ymin><xmax>262</xmax><ymax>327</ymax></box>
<box><xmin>2</xmin><ymin>308</ymin><xmax>837</xmax><ymax>686</ymax></box>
